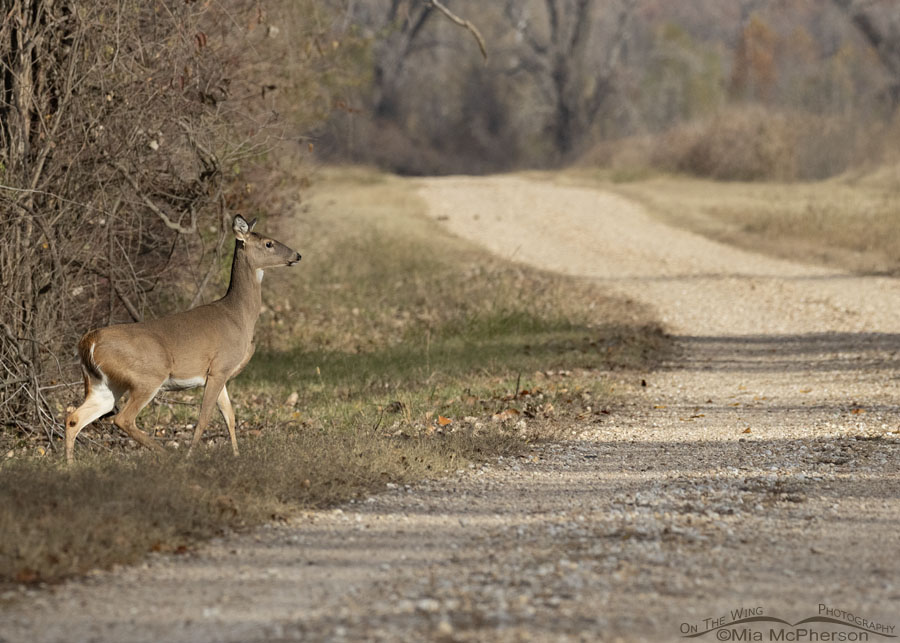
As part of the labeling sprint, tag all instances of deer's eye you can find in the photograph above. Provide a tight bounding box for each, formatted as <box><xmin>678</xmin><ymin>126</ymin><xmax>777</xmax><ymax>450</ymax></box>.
<box><xmin>265</xmin><ymin>241</ymin><xmax>273</xmax><ymax>248</ymax></box>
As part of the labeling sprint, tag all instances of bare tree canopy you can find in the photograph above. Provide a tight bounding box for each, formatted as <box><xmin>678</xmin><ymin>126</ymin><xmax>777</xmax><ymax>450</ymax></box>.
<box><xmin>503</xmin><ymin>0</ymin><xmax>635</xmax><ymax>159</ymax></box>
<box><xmin>321</xmin><ymin>0</ymin><xmax>900</xmax><ymax>176</ymax></box>
<box><xmin>831</xmin><ymin>0</ymin><xmax>900</xmax><ymax>101</ymax></box>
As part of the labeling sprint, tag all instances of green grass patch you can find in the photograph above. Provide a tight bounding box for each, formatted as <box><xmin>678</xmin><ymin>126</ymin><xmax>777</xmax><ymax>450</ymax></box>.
<box><xmin>0</xmin><ymin>166</ymin><xmax>667</xmax><ymax>585</ymax></box>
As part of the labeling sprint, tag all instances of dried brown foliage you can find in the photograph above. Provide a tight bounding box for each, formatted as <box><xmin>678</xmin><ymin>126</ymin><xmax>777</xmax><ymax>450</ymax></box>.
<box><xmin>0</xmin><ymin>0</ymin><xmax>350</xmax><ymax>442</ymax></box>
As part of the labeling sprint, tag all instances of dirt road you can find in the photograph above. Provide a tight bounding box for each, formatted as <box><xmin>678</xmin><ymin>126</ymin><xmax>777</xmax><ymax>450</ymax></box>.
<box><xmin>3</xmin><ymin>176</ymin><xmax>899</xmax><ymax>642</ymax></box>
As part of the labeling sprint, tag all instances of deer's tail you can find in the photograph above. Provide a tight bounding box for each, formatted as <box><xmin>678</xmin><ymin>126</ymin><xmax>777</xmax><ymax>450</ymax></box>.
<box><xmin>77</xmin><ymin>330</ymin><xmax>103</xmax><ymax>381</ymax></box>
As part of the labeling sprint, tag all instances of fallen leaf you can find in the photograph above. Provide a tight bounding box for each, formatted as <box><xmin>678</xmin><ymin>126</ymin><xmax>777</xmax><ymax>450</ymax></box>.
<box><xmin>15</xmin><ymin>568</ymin><xmax>39</xmax><ymax>584</ymax></box>
<box><xmin>742</xmin><ymin>427</ymin><xmax>752</xmax><ymax>433</ymax></box>
<box><xmin>437</xmin><ymin>415</ymin><xmax>452</xmax><ymax>426</ymax></box>
<box><xmin>492</xmin><ymin>408</ymin><xmax>520</xmax><ymax>422</ymax></box>
<box><xmin>799</xmin><ymin>389</ymin><xmax>812</xmax><ymax>394</ymax></box>
<box><xmin>285</xmin><ymin>391</ymin><xmax>299</xmax><ymax>406</ymax></box>
<box><xmin>850</xmin><ymin>407</ymin><xmax>866</xmax><ymax>414</ymax></box>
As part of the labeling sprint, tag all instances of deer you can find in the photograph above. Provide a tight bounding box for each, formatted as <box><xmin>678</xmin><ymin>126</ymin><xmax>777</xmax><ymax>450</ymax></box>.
<box><xmin>64</xmin><ymin>214</ymin><xmax>301</xmax><ymax>463</ymax></box>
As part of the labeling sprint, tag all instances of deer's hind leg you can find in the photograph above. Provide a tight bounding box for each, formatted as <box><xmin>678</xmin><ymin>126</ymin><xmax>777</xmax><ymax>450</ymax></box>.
<box><xmin>65</xmin><ymin>372</ymin><xmax>117</xmax><ymax>464</ymax></box>
<box><xmin>112</xmin><ymin>382</ymin><xmax>165</xmax><ymax>453</ymax></box>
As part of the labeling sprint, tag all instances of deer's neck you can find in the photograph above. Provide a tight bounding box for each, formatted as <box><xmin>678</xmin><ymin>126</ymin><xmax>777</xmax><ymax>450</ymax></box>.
<box><xmin>222</xmin><ymin>243</ymin><xmax>262</xmax><ymax>329</ymax></box>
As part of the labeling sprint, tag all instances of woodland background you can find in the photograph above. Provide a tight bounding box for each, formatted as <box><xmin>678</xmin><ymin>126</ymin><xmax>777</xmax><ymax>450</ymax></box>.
<box><xmin>3</xmin><ymin>0</ymin><xmax>900</xmax><ymax>439</ymax></box>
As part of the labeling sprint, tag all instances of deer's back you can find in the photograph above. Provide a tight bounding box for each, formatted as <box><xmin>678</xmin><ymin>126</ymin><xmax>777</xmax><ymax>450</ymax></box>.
<box><xmin>82</xmin><ymin>302</ymin><xmax>250</xmax><ymax>386</ymax></box>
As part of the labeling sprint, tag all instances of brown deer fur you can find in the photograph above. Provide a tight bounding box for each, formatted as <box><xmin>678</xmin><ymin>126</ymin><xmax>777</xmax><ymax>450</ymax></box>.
<box><xmin>64</xmin><ymin>215</ymin><xmax>301</xmax><ymax>463</ymax></box>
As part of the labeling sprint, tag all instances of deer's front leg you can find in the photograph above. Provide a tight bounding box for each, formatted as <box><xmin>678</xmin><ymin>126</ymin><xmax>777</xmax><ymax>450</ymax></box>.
<box><xmin>189</xmin><ymin>374</ymin><xmax>228</xmax><ymax>453</ymax></box>
<box><xmin>216</xmin><ymin>384</ymin><xmax>239</xmax><ymax>456</ymax></box>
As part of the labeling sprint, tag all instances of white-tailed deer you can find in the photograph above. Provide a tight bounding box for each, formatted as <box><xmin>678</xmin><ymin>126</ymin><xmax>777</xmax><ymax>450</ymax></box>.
<box><xmin>64</xmin><ymin>215</ymin><xmax>301</xmax><ymax>463</ymax></box>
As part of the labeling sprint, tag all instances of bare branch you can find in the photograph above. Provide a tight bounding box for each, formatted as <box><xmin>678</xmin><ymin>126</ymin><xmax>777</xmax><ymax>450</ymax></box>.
<box><xmin>424</xmin><ymin>0</ymin><xmax>488</xmax><ymax>60</ymax></box>
<box><xmin>111</xmin><ymin>280</ymin><xmax>143</xmax><ymax>323</ymax></box>
<box><xmin>832</xmin><ymin>0</ymin><xmax>900</xmax><ymax>76</ymax></box>
<box><xmin>111</xmin><ymin>161</ymin><xmax>198</xmax><ymax>235</ymax></box>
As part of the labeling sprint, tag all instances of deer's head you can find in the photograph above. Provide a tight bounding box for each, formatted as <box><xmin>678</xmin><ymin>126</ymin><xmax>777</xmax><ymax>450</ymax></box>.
<box><xmin>233</xmin><ymin>215</ymin><xmax>301</xmax><ymax>270</ymax></box>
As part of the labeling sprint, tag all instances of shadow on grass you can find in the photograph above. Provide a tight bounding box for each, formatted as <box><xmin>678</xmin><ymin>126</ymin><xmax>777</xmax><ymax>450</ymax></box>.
<box><xmin>242</xmin><ymin>315</ymin><xmax>664</xmax><ymax>399</ymax></box>
<box><xmin>0</xmin><ymin>418</ymin><xmax>524</xmax><ymax>585</ymax></box>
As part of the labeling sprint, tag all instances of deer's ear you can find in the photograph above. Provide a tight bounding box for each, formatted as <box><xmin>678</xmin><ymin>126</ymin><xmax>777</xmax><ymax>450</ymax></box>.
<box><xmin>247</xmin><ymin>217</ymin><xmax>258</xmax><ymax>231</ymax></box>
<box><xmin>233</xmin><ymin>215</ymin><xmax>250</xmax><ymax>240</ymax></box>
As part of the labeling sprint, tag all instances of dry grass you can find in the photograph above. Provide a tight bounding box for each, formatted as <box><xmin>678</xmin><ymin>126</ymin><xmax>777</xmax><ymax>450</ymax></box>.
<box><xmin>0</xmin><ymin>420</ymin><xmax>524</xmax><ymax>583</ymax></box>
<box><xmin>565</xmin><ymin>165</ymin><xmax>900</xmax><ymax>275</ymax></box>
<box><xmin>0</xmin><ymin>166</ymin><xmax>668</xmax><ymax>585</ymax></box>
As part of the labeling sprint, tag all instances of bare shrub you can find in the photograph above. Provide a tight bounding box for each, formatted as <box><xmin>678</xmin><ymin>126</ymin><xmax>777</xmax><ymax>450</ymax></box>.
<box><xmin>0</xmin><ymin>0</ymin><xmax>347</xmax><ymax>444</ymax></box>
<box><xmin>656</xmin><ymin>106</ymin><xmax>798</xmax><ymax>181</ymax></box>
<box><xmin>585</xmin><ymin>105</ymin><xmax>887</xmax><ymax>182</ymax></box>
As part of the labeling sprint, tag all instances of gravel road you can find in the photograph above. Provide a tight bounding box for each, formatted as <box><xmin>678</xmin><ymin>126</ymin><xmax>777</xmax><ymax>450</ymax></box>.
<box><xmin>3</xmin><ymin>175</ymin><xmax>899</xmax><ymax>642</ymax></box>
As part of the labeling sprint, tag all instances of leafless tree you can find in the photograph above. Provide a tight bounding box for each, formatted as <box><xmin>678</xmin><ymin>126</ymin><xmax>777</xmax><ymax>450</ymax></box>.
<box><xmin>344</xmin><ymin>1</ymin><xmax>484</xmax><ymax>120</ymax></box>
<box><xmin>503</xmin><ymin>0</ymin><xmax>635</xmax><ymax>160</ymax></box>
<box><xmin>831</xmin><ymin>0</ymin><xmax>900</xmax><ymax>104</ymax></box>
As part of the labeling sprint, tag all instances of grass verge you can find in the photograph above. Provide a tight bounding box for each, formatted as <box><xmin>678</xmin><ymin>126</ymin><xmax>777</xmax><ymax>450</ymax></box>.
<box><xmin>0</xmin><ymin>166</ymin><xmax>667</xmax><ymax>585</ymax></box>
<box><xmin>562</xmin><ymin>165</ymin><xmax>900</xmax><ymax>275</ymax></box>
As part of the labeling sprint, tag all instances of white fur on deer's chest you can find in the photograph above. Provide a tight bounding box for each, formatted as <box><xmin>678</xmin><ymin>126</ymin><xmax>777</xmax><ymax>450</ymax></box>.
<box><xmin>161</xmin><ymin>376</ymin><xmax>206</xmax><ymax>391</ymax></box>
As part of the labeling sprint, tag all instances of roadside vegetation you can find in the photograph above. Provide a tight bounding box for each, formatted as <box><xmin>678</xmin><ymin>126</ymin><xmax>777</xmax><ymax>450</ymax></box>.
<box><xmin>0</xmin><ymin>168</ymin><xmax>667</xmax><ymax>585</ymax></box>
<box><xmin>6</xmin><ymin>0</ymin><xmax>900</xmax><ymax>589</ymax></box>
<box><xmin>564</xmin><ymin>165</ymin><xmax>900</xmax><ymax>276</ymax></box>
